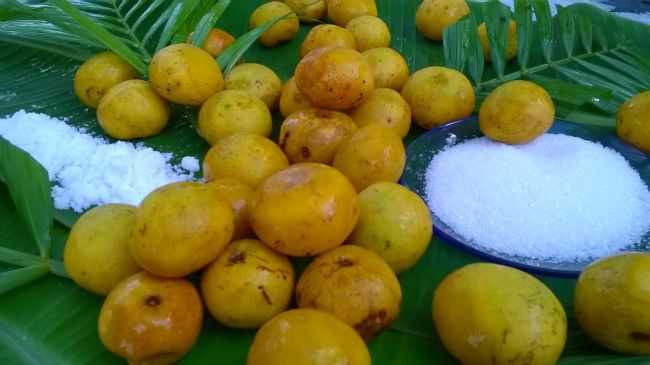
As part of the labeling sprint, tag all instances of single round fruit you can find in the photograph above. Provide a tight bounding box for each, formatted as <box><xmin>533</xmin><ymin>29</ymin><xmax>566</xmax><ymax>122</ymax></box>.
<box><xmin>130</xmin><ymin>181</ymin><xmax>234</xmax><ymax>278</ymax></box>
<box><xmin>327</xmin><ymin>0</ymin><xmax>378</xmax><ymax>27</ymax></box>
<box><xmin>201</xmin><ymin>239</ymin><xmax>295</xmax><ymax>329</ymax></box>
<box><xmin>297</xmin><ymin>245</ymin><xmax>402</xmax><ymax>340</ymax></box>
<box><xmin>279</xmin><ymin>108</ymin><xmax>358</xmax><ymax>164</ymax></box>
<box><xmin>348</xmin><ymin>182</ymin><xmax>432</xmax><ymax>274</ymax></box>
<box><xmin>206</xmin><ymin>178</ymin><xmax>255</xmax><ymax>240</ymax></box>
<box><xmin>349</xmin><ymin>88</ymin><xmax>411</xmax><ymax>138</ymax></box>
<box><xmin>74</xmin><ymin>52</ymin><xmax>137</xmax><ymax>108</ymax></box>
<box><xmin>279</xmin><ymin>76</ymin><xmax>313</xmax><ymax>117</ymax></box>
<box><xmin>295</xmin><ymin>47</ymin><xmax>375</xmax><ymax>110</ymax></box>
<box><xmin>433</xmin><ymin>263</ymin><xmax>567</xmax><ymax>365</ymax></box>
<box><xmin>617</xmin><ymin>91</ymin><xmax>650</xmax><ymax>153</ymax></box>
<box><xmin>250</xmin><ymin>163</ymin><xmax>359</xmax><ymax>256</ymax></box>
<box><xmin>202</xmin><ymin>133</ymin><xmax>289</xmax><ymax>188</ymax></box>
<box><xmin>149</xmin><ymin>43</ymin><xmax>224</xmax><ymax>106</ymax></box>
<box><xmin>479</xmin><ymin>80</ymin><xmax>555</xmax><ymax>144</ymax></box>
<box><xmin>575</xmin><ymin>253</ymin><xmax>650</xmax><ymax>354</ymax></box>
<box><xmin>98</xmin><ymin>272</ymin><xmax>203</xmax><ymax>365</ymax></box>
<box><xmin>188</xmin><ymin>28</ymin><xmax>235</xmax><ymax>58</ymax></box>
<box><xmin>401</xmin><ymin>66</ymin><xmax>475</xmax><ymax>129</ymax></box>
<box><xmin>198</xmin><ymin>90</ymin><xmax>272</xmax><ymax>144</ymax></box>
<box><xmin>333</xmin><ymin>125</ymin><xmax>406</xmax><ymax>191</ymax></box>
<box><xmin>64</xmin><ymin>204</ymin><xmax>140</xmax><ymax>296</ymax></box>
<box><xmin>346</xmin><ymin>15</ymin><xmax>391</xmax><ymax>51</ymax></box>
<box><xmin>478</xmin><ymin>20</ymin><xmax>518</xmax><ymax>62</ymax></box>
<box><xmin>250</xmin><ymin>2</ymin><xmax>299</xmax><ymax>47</ymax></box>
<box><xmin>247</xmin><ymin>309</ymin><xmax>371</xmax><ymax>365</ymax></box>
<box><xmin>97</xmin><ymin>80</ymin><xmax>170</xmax><ymax>140</ymax></box>
<box><xmin>225</xmin><ymin>63</ymin><xmax>283</xmax><ymax>109</ymax></box>
<box><xmin>284</xmin><ymin>0</ymin><xmax>327</xmax><ymax>22</ymax></box>
<box><xmin>362</xmin><ymin>47</ymin><xmax>410</xmax><ymax>90</ymax></box>
<box><xmin>416</xmin><ymin>0</ymin><xmax>470</xmax><ymax>41</ymax></box>
<box><xmin>300</xmin><ymin>24</ymin><xmax>357</xmax><ymax>58</ymax></box>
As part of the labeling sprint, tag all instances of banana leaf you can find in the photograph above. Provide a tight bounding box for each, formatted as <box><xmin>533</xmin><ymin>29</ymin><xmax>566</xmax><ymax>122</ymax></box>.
<box><xmin>1</xmin><ymin>1</ymin><xmax>650</xmax><ymax>364</ymax></box>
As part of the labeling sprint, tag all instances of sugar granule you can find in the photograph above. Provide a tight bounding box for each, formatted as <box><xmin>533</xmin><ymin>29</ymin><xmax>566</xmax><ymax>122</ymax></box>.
<box><xmin>425</xmin><ymin>134</ymin><xmax>650</xmax><ymax>262</ymax></box>
<box><xmin>0</xmin><ymin>110</ymin><xmax>198</xmax><ymax>212</ymax></box>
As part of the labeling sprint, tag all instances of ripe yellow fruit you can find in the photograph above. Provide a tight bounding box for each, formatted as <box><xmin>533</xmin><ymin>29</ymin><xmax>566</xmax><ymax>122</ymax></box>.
<box><xmin>250</xmin><ymin>2</ymin><xmax>299</xmax><ymax>47</ymax></box>
<box><xmin>362</xmin><ymin>47</ymin><xmax>410</xmax><ymax>90</ymax></box>
<box><xmin>327</xmin><ymin>0</ymin><xmax>377</xmax><ymax>27</ymax></box>
<box><xmin>189</xmin><ymin>28</ymin><xmax>235</xmax><ymax>58</ymax></box>
<box><xmin>250</xmin><ymin>163</ymin><xmax>359</xmax><ymax>256</ymax></box>
<box><xmin>617</xmin><ymin>91</ymin><xmax>650</xmax><ymax>153</ymax></box>
<box><xmin>201</xmin><ymin>239</ymin><xmax>294</xmax><ymax>329</ymax></box>
<box><xmin>149</xmin><ymin>43</ymin><xmax>224</xmax><ymax>106</ymax></box>
<box><xmin>64</xmin><ymin>204</ymin><xmax>140</xmax><ymax>295</ymax></box>
<box><xmin>349</xmin><ymin>88</ymin><xmax>412</xmax><ymax>138</ymax></box>
<box><xmin>415</xmin><ymin>0</ymin><xmax>470</xmax><ymax>41</ymax></box>
<box><xmin>346</xmin><ymin>15</ymin><xmax>391</xmax><ymax>51</ymax></box>
<box><xmin>206</xmin><ymin>178</ymin><xmax>255</xmax><ymax>240</ymax></box>
<box><xmin>225</xmin><ymin>63</ymin><xmax>283</xmax><ymax>110</ymax></box>
<box><xmin>279</xmin><ymin>76</ymin><xmax>314</xmax><ymax>117</ymax></box>
<box><xmin>478</xmin><ymin>20</ymin><xmax>518</xmax><ymax>62</ymax></box>
<box><xmin>284</xmin><ymin>0</ymin><xmax>327</xmax><ymax>22</ymax></box>
<box><xmin>479</xmin><ymin>80</ymin><xmax>555</xmax><ymax>144</ymax></box>
<box><xmin>300</xmin><ymin>24</ymin><xmax>357</xmax><ymax>58</ymax></box>
<box><xmin>74</xmin><ymin>52</ymin><xmax>137</xmax><ymax>108</ymax></box>
<box><xmin>247</xmin><ymin>309</ymin><xmax>371</xmax><ymax>365</ymax></box>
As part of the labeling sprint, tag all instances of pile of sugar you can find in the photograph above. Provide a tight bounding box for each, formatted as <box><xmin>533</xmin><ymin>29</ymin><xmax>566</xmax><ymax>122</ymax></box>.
<box><xmin>425</xmin><ymin>134</ymin><xmax>650</xmax><ymax>262</ymax></box>
<box><xmin>0</xmin><ymin>110</ymin><xmax>200</xmax><ymax>212</ymax></box>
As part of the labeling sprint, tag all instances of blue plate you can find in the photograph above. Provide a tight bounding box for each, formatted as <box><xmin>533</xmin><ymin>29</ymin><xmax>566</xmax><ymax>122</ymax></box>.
<box><xmin>401</xmin><ymin>117</ymin><xmax>650</xmax><ymax>277</ymax></box>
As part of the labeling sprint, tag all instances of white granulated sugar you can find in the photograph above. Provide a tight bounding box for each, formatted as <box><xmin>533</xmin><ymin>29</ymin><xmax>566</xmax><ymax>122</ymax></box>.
<box><xmin>0</xmin><ymin>110</ymin><xmax>198</xmax><ymax>212</ymax></box>
<box><xmin>181</xmin><ymin>156</ymin><xmax>200</xmax><ymax>173</ymax></box>
<box><xmin>425</xmin><ymin>134</ymin><xmax>650</xmax><ymax>262</ymax></box>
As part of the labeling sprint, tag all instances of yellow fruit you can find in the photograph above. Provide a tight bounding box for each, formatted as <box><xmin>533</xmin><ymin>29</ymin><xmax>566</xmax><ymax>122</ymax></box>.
<box><xmin>130</xmin><ymin>181</ymin><xmax>234</xmax><ymax>278</ymax></box>
<box><xmin>279</xmin><ymin>76</ymin><xmax>314</xmax><ymax>117</ymax></box>
<box><xmin>250</xmin><ymin>1</ymin><xmax>299</xmax><ymax>47</ymax></box>
<box><xmin>201</xmin><ymin>239</ymin><xmax>295</xmax><ymax>329</ymax></box>
<box><xmin>74</xmin><ymin>52</ymin><xmax>137</xmax><ymax>108</ymax></box>
<box><xmin>149</xmin><ymin>43</ymin><xmax>224</xmax><ymax>106</ymax></box>
<box><xmin>203</xmin><ymin>133</ymin><xmax>289</xmax><ymax>189</ymax></box>
<box><xmin>575</xmin><ymin>253</ymin><xmax>650</xmax><ymax>354</ymax></box>
<box><xmin>346</xmin><ymin>15</ymin><xmax>391</xmax><ymax>51</ymax></box>
<box><xmin>64</xmin><ymin>204</ymin><xmax>140</xmax><ymax>295</ymax></box>
<box><xmin>189</xmin><ymin>28</ymin><xmax>235</xmax><ymax>58</ymax></box>
<box><xmin>300</xmin><ymin>24</ymin><xmax>357</xmax><ymax>58</ymax></box>
<box><xmin>333</xmin><ymin>125</ymin><xmax>406</xmax><ymax>191</ymax></box>
<box><xmin>295</xmin><ymin>46</ymin><xmax>375</xmax><ymax>110</ymax></box>
<box><xmin>348</xmin><ymin>182</ymin><xmax>432</xmax><ymax>273</ymax></box>
<box><xmin>225</xmin><ymin>63</ymin><xmax>283</xmax><ymax>110</ymax></box>
<box><xmin>401</xmin><ymin>66</ymin><xmax>475</xmax><ymax>129</ymax></box>
<box><xmin>198</xmin><ymin>90</ymin><xmax>272</xmax><ymax>145</ymax></box>
<box><xmin>206</xmin><ymin>178</ymin><xmax>255</xmax><ymax>240</ymax></box>
<box><xmin>433</xmin><ymin>263</ymin><xmax>567</xmax><ymax>365</ymax></box>
<box><xmin>284</xmin><ymin>0</ymin><xmax>327</xmax><ymax>22</ymax></box>
<box><xmin>349</xmin><ymin>88</ymin><xmax>412</xmax><ymax>138</ymax></box>
<box><xmin>97</xmin><ymin>80</ymin><xmax>169</xmax><ymax>140</ymax></box>
<box><xmin>98</xmin><ymin>272</ymin><xmax>203</xmax><ymax>365</ymax></box>
<box><xmin>297</xmin><ymin>245</ymin><xmax>402</xmax><ymax>340</ymax></box>
<box><xmin>479</xmin><ymin>80</ymin><xmax>555</xmax><ymax>144</ymax></box>
<box><xmin>478</xmin><ymin>20</ymin><xmax>518</xmax><ymax>62</ymax></box>
<box><xmin>250</xmin><ymin>163</ymin><xmax>359</xmax><ymax>256</ymax></box>
<box><xmin>617</xmin><ymin>91</ymin><xmax>650</xmax><ymax>153</ymax></box>
<box><xmin>415</xmin><ymin>0</ymin><xmax>470</xmax><ymax>41</ymax></box>
<box><xmin>279</xmin><ymin>108</ymin><xmax>358</xmax><ymax>164</ymax></box>
<box><xmin>327</xmin><ymin>0</ymin><xmax>378</xmax><ymax>27</ymax></box>
<box><xmin>247</xmin><ymin>309</ymin><xmax>371</xmax><ymax>365</ymax></box>
<box><xmin>362</xmin><ymin>47</ymin><xmax>410</xmax><ymax>90</ymax></box>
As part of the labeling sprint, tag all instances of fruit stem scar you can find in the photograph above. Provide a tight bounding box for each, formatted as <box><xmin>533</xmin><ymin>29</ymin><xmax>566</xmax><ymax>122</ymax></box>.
<box><xmin>145</xmin><ymin>295</ymin><xmax>161</xmax><ymax>307</ymax></box>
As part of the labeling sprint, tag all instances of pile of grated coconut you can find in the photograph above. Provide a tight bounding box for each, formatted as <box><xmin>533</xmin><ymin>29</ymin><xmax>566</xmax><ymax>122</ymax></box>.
<box><xmin>0</xmin><ymin>110</ymin><xmax>200</xmax><ymax>212</ymax></box>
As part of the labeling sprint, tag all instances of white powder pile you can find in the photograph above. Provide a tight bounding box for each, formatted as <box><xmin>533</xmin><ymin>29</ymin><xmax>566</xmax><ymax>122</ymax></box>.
<box><xmin>0</xmin><ymin>110</ymin><xmax>200</xmax><ymax>212</ymax></box>
<box><xmin>425</xmin><ymin>134</ymin><xmax>650</xmax><ymax>262</ymax></box>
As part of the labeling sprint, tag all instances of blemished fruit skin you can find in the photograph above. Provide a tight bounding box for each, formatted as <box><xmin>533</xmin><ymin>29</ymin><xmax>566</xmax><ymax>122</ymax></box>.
<box><xmin>201</xmin><ymin>239</ymin><xmax>295</xmax><ymax>329</ymax></box>
<box><xmin>327</xmin><ymin>0</ymin><xmax>378</xmax><ymax>27</ymax></box>
<box><xmin>478</xmin><ymin>20</ymin><xmax>518</xmax><ymax>62</ymax></box>
<box><xmin>130</xmin><ymin>181</ymin><xmax>234</xmax><ymax>278</ymax></box>
<box><xmin>279</xmin><ymin>76</ymin><xmax>314</xmax><ymax>117</ymax></box>
<box><xmin>98</xmin><ymin>272</ymin><xmax>203</xmax><ymax>365</ymax></box>
<box><xmin>300</xmin><ymin>24</ymin><xmax>357</xmax><ymax>59</ymax></box>
<box><xmin>575</xmin><ymin>253</ymin><xmax>650</xmax><ymax>354</ymax></box>
<box><xmin>362</xmin><ymin>47</ymin><xmax>410</xmax><ymax>91</ymax></box>
<box><xmin>206</xmin><ymin>178</ymin><xmax>255</xmax><ymax>240</ymax></box>
<box><xmin>74</xmin><ymin>52</ymin><xmax>137</xmax><ymax>108</ymax></box>
<box><xmin>247</xmin><ymin>309</ymin><xmax>371</xmax><ymax>365</ymax></box>
<box><xmin>479</xmin><ymin>80</ymin><xmax>555</xmax><ymax>144</ymax></box>
<box><xmin>250</xmin><ymin>2</ymin><xmax>300</xmax><ymax>47</ymax></box>
<box><xmin>433</xmin><ymin>263</ymin><xmax>567</xmax><ymax>365</ymax></box>
<box><xmin>349</xmin><ymin>88</ymin><xmax>412</xmax><ymax>138</ymax></box>
<box><xmin>279</xmin><ymin>108</ymin><xmax>358</xmax><ymax>164</ymax></box>
<box><xmin>346</xmin><ymin>15</ymin><xmax>391</xmax><ymax>52</ymax></box>
<box><xmin>97</xmin><ymin>80</ymin><xmax>170</xmax><ymax>140</ymax></box>
<box><xmin>225</xmin><ymin>63</ymin><xmax>283</xmax><ymax>110</ymax></box>
<box><xmin>149</xmin><ymin>43</ymin><xmax>224</xmax><ymax>106</ymax></box>
<box><xmin>295</xmin><ymin>46</ymin><xmax>375</xmax><ymax>111</ymax></box>
<box><xmin>250</xmin><ymin>163</ymin><xmax>359</xmax><ymax>257</ymax></box>
<box><xmin>617</xmin><ymin>91</ymin><xmax>650</xmax><ymax>153</ymax></box>
<box><xmin>296</xmin><ymin>245</ymin><xmax>402</xmax><ymax>340</ymax></box>
<box><xmin>401</xmin><ymin>66</ymin><xmax>475</xmax><ymax>129</ymax></box>
<box><xmin>348</xmin><ymin>182</ymin><xmax>432</xmax><ymax>274</ymax></box>
<box><xmin>64</xmin><ymin>204</ymin><xmax>140</xmax><ymax>296</ymax></box>
<box><xmin>285</xmin><ymin>0</ymin><xmax>327</xmax><ymax>22</ymax></box>
<box><xmin>415</xmin><ymin>0</ymin><xmax>470</xmax><ymax>41</ymax></box>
